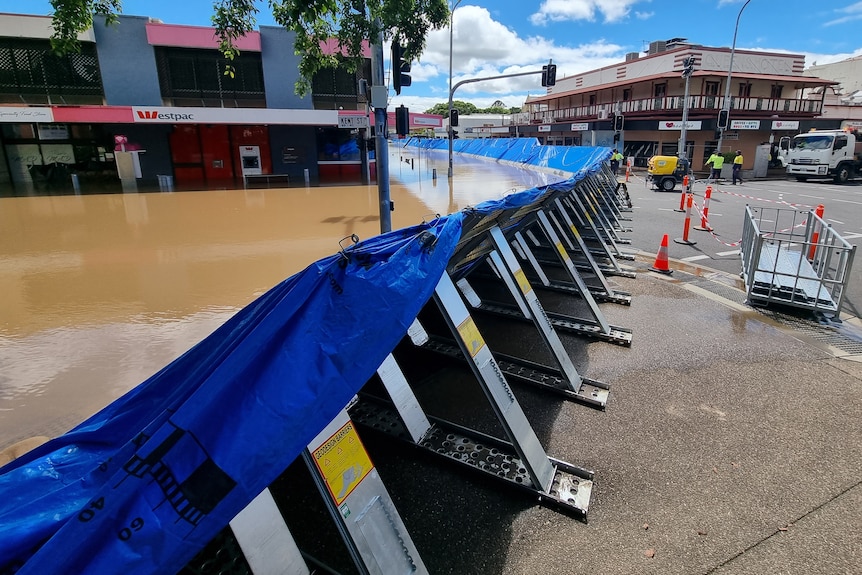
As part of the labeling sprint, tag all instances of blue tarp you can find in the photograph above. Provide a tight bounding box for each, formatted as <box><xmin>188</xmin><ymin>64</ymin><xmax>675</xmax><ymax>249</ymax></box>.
<box><xmin>0</xmin><ymin>141</ymin><xmax>609</xmax><ymax>575</ymax></box>
<box><xmin>407</xmin><ymin>137</ymin><xmax>611</xmax><ymax>176</ymax></box>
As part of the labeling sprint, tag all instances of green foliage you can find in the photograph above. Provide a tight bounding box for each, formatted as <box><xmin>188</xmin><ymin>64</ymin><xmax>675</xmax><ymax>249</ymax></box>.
<box><xmin>424</xmin><ymin>102</ymin><xmax>522</xmax><ymax>116</ymax></box>
<box><xmin>49</xmin><ymin>0</ymin><xmax>449</xmax><ymax>96</ymax></box>
<box><xmin>49</xmin><ymin>0</ymin><xmax>121</xmax><ymax>54</ymax></box>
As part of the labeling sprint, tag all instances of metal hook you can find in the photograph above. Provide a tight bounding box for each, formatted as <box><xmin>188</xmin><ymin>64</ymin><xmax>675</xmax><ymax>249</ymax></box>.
<box><xmin>421</xmin><ymin>213</ymin><xmax>442</xmax><ymax>225</ymax></box>
<box><xmin>338</xmin><ymin>234</ymin><xmax>360</xmax><ymax>262</ymax></box>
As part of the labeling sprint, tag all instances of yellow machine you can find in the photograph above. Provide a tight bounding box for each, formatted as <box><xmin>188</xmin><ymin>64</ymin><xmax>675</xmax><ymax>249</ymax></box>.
<box><xmin>647</xmin><ymin>155</ymin><xmax>690</xmax><ymax>191</ymax></box>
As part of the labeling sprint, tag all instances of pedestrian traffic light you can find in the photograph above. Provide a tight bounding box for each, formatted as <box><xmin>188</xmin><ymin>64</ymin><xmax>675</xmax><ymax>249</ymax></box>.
<box><xmin>395</xmin><ymin>105</ymin><xmax>409</xmax><ymax>136</ymax></box>
<box><xmin>718</xmin><ymin>109</ymin><xmax>730</xmax><ymax>129</ymax></box>
<box><xmin>450</xmin><ymin>109</ymin><xmax>459</xmax><ymax>127</ymax></box>
<box><xmin>613</xmin><ymin>114</ymin><xmax>624</xmax><ymax>131</ymax></box>
<box><xmin>391</xmin><ymin>42</ymin><xmax>412</xmax><ymax>95</ymax></box>
<box><xmin>541</xmin><ymin>64</ymin><xmax>557</xmax><ymax>87</ymax></box>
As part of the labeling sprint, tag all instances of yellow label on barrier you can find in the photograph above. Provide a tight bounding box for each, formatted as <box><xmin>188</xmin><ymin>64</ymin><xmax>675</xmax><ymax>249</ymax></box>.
<box><xmin>311</xmin><ymin>421</ymin><xmax>373</xmax><ymax>505</ymax></box>
<box><xmin>555</xmin><ymin>241</ymin><xmax>571</xmax><ymax>262</ymax></box>
<box><xmin>569</xmin><ymin>224</ymin><xmax>582</xmax><ymax>241</ymax></box>
<box><xmin>457</xmin><ymin>316</ymin><xmax>486</xmax><ymax>358</ymax></box>
<box><xmin>513</xmin><ymin>268</ymin><xmax>533</xmax><ymax>295</ymax></box>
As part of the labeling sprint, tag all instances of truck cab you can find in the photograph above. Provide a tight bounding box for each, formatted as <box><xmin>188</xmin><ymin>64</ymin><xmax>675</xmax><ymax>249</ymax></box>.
<box><xmin>785</xmin><ymin>129</ymin><xmax>862</xmax><ymax>184</ymax></box>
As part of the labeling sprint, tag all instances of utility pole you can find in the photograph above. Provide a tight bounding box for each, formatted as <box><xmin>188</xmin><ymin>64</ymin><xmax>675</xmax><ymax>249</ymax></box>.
<box><xmin>370</xmin><ymin>25</ymin><xmax>392</xmax><ymax>233</ymax></box>
<box><xmin>717</xmin><ymin>0</ymin><xmax>752</xmax><ymax>154</ymax></box>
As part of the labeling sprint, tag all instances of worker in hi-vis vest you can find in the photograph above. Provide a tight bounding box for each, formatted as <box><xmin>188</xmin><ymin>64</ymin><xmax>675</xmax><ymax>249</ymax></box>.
<box><xmin>705</xmin><ymin>151</ymin><xmax>724</xmax><ymax>182</ymax></box>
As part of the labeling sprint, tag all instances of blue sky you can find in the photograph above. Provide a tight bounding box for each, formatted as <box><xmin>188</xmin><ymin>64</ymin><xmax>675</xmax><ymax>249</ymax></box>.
<box><xmin>3</xmin><ymin>0</ymin><xmax>862</xmax><ymax>113</ymax></box>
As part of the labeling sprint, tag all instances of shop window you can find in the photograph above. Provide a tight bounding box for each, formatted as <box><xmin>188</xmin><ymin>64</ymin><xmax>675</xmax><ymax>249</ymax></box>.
<box><xmin>317</xmin><ymin>127</ymin><xmax>362</xmax><ymax>161</ymax></box>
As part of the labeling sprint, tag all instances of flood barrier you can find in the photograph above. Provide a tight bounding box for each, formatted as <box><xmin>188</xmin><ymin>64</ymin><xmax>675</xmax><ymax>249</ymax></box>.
<box><xmin>0</xmin><ymin>141</ymin><xmax>635</xmax><ymax>575</ymax></box>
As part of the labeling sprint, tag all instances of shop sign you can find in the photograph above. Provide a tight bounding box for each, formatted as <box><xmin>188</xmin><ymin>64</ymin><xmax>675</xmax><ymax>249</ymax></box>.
<box><xmin>131</xmin><ymin>106</ymin><xmax>337</xmax><ymax>126</ymax></box>
<box><xmin>38</xmin><ymin>124</ymin><xmax>69</xmax><ymax>140</ymax></box>
<box><xmin>0</xmin><ymin>107</ymin><xmax>54</xmax><ymax>123</ymax></box>
<box><xmin>658</xmin><ymin>120</ymin><xmax>702</xmax><ymax>130</ymax></box>
<box><xmin>538</xmin><ymin>125</ymin><xmax>551</xmax><ymax>132</ymax></box>
<box><xmin>730</xmin><ymin>120</ymin><xmax>760</xmax><ymax>130</ymax></box>
<box><xmin>570</xmin><ymin>123</ymin><xmax>589</xmax><ymax>131</ymax></box>
<box><xmin>772</xmin><ymin>120</ymin><xmax>799</xmax><ymax>131</ymax></box>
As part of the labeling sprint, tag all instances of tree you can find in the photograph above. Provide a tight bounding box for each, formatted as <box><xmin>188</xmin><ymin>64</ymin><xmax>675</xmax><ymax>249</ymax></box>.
<box><xmin>48</xmin><ymin>0</ymin><xmax>449</xmax><ymax>96</ymax></box>
<box><xmin>424</xmin><ymin>100</ymin><xmax>477</xmax><ymax>117</ymax></box>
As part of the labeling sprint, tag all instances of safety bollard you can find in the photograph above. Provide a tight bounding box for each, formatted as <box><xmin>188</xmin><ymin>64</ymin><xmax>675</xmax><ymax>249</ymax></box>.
<box><xmin>625</xmin><ymin>162</ymin><xmax>631</xmax><ymax>183</ymax></box>
<box><xmin>808</xmin><ymin>204</ymin><xmax>825</xmax><ymax>260</ymax></box>
<box><xmin>694</xmin><ymin>185</ymin><xmax>713</xmax><ymax>231</ymax></box>
<box><xmin>676</xmin><ymin>175</ymin><xmax>689</xmax><ymax>212</ymax></box>
<box><xmin>674</xmin><ymin>192</ymin><xmax>697</xmax><ymax>245</ymax></box>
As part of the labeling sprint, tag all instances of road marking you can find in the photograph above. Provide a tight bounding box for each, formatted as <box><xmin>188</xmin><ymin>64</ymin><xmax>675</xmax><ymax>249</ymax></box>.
<box><xmin>658</xmin><ymin>208</ymin><xmax>677</xmax><ymax>212</ymax></box>
<box><xmin>834</xmin><ymin>198</ymin><xmax>862</xmax><ymax>206</ymax></box>
<box><xmin>799</xmin><ymin>194</ymin><xmax>825</xmax><ymax>200</ymax></box>
<box><xmin>682</xmin><ymin>255</ymin><xmax>710</xmax><ymax>262</ymax></box>
<box><xmin>842</xmin><ymin>233</ymin><xmax>862</xmax><ymax>240</ymax></box>
<box><xmin>717</xmin><ymin>249</ymin><xmax>740</xmax><ymax>256</ymax></box>
<box><xmin>828</xmin><ymin>218</ymin><xmax>845</xmax><ymax>225</ymax></box>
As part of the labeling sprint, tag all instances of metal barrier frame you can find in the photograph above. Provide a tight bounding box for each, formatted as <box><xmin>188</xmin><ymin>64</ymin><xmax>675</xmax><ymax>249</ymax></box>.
<box><xmin>740</xmin><ymin>205</ymin><xmax>856</xmax><ymax>316</ymax></box>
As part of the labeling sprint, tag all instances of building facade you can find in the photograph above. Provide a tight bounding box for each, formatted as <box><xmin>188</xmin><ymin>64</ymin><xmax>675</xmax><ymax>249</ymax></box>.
<box><xmin>510</xmin><ymin>39</ymin><xmax>837</xmax><ymax>170</ymax></box>
<box><xmin>0</xmin><ymin>12</ymin><xmax>442</xmax><ymax>192</ymax></box>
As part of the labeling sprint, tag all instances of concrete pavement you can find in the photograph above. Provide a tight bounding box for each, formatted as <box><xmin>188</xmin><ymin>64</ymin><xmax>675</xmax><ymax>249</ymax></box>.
<box><xmin>356</xmin><ymin>249</ymin><xmax>862</xmax><ymax>574</ymax></box>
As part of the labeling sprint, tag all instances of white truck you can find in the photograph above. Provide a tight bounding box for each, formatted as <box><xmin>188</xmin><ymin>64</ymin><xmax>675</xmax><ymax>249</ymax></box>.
<box><xmin>785</xmin><ymin>129</ymin><xmax>862</xmax><ymax>184</ymax></box>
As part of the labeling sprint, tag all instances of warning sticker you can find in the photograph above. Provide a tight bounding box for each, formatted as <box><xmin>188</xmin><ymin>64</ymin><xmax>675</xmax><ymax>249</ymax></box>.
<box><xmin>513</xmin><ymin>268</ymin><xmax>533</xmax><ymax>295</ymax></box>
<box><xmin>311</xmin><ymin>421</ymin><xmax>373</xmax><ymax>505</ymax></box>
<box><xmin>457</xmin><ymin>316</ymin><xmax>486</xmax><ymax>358</ymax></box>
<box><xmin>555</xmin><ymin>241</ymin><xmax>571</xmax><ymax>262</ymax></box>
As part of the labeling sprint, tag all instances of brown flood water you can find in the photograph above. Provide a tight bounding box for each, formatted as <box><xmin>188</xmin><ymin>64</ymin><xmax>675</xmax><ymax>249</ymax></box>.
<box><xmin>0</xmin><ymin>148</ymin><xmax>564</xmax><ymax>447</ymax></box>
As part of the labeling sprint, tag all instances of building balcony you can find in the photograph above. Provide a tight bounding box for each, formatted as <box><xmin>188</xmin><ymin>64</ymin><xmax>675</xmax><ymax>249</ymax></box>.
<box><xmin>522</xmin><ymin>94</ymin><xmax>823</xmax><ymax>125</ymax></box>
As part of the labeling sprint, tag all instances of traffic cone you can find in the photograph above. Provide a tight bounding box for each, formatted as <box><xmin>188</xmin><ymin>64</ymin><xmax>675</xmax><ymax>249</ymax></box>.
<box><xmin>649</xmin><ymin>234</ymin><xmax>673</xmax><ymax>275</ymax></box>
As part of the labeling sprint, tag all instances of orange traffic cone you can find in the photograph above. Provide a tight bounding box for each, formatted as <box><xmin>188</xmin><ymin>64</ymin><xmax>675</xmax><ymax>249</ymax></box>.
<box><xmin>649</xmin><ymin>234</ymin><xmax>673</xmax><ymax>275</ymax></box>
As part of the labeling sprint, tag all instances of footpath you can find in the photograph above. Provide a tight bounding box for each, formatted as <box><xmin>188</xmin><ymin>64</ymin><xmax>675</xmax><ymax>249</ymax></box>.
<box><xmin>367</xmin><ymin>244</ymin><xmax>862</xmax><ymax>575</ymax></box>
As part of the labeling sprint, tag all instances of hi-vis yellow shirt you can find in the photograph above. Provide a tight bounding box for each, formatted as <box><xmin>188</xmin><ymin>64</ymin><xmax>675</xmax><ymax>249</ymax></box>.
<box><xmin>706</xmin><ymin>154</ymin><xmax>724</xmax><ymax>169</ymax></box>
<box><xmin>734</xmin><ymin>155</ymin><xmax>744</xmax><ymax>165</ymax></box>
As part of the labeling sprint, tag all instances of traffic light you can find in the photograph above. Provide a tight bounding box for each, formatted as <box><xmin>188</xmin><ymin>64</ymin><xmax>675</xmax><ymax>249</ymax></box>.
<box><xmin>541</xmin><ymin>64</ymin><xmax>557</xmax><ymax>87</ymax></box>
<box><xmin>450</xmin><ymin>109</ymin><xmax>459</xmax><ymax>127</ymax></box>
<box><xmin>718</xmin><ymin>109</ymin><xmax>730</xmax><ymax>129</ymax></box>
<box><xmin>682</xmin><ymin>56</ymin><xmax>695</xmax><ymax>78</ymax></box>
<box><xmin>391</xmin><ymin>42</ymin><xmax>412</xmax><ymax>95</ymax></box>
<box><xmin>395</xmin><ymin>105</ymin><xmax>409</xmax><ymax>136</ymax></box>
<box><xmin>613</xmin><ymin>114</ymin><xmax>624</xmax><ymax>131</ymax></box>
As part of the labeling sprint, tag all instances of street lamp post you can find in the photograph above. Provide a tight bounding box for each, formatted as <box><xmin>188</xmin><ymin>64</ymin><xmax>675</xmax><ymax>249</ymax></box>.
<box><xmin>716</xmin><ymin>0</ymin><xmax>752</xmax><ymax>154</ymax></box>
<box><xmin>447</xmin><ymin>0</ymin><xmax>463</xmax><ymax>178</ymax></box>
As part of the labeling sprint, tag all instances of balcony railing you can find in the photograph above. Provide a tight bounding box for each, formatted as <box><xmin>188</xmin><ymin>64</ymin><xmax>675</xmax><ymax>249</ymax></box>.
<box><xmin>522</xmin><ymin>94</ymin><xmax>822</xmax><ymax>125</ymax></box>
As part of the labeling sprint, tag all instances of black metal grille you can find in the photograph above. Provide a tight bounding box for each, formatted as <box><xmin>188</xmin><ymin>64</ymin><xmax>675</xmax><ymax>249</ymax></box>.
<box><xmin>155</xmin><ymin>47</ymin><xmax>265</xmax><ymax>107</ymax></box>
<box><xmin>0</xmin><ymin>39</ymin><xmax>103</xmax><ymax>103</ymax></box>
<box><xmin>311</xmin><ymin>59</ymin><xmax>370</xmax><ymax>110</ymax></box>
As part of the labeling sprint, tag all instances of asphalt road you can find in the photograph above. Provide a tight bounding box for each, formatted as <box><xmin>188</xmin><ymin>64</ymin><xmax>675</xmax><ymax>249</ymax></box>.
<box><xmin>623</xmin><ymin>173</ymin><xmax>862</xmax><ymax>321</ymax></box>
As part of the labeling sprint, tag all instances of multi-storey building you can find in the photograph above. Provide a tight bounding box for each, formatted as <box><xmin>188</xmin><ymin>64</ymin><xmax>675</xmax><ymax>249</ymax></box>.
<box><xmin>512</xmin><ymin>39</ymin><xmax>837</xmax><ymax>169</ymax></box>
<box><xmin>0</xmin><ymin>12</ymin><xmax>440</xmax><ymax>192</ymax></box>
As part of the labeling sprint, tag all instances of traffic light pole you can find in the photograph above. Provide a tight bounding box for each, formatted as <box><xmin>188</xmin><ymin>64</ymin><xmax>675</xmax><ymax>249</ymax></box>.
<box><xmin>371</xmin><ymin>28</ymin><xmax>392</xmax><ymax>233</ymax></box>
<box><xmin>447</xmin><ymin>69</ymin><xmax>545</xmax><ymax>178</ymax></box>
<box><xmin>679</xmin><ymin>60</ymin><xmax>694</xmax><ymax>162</ymax></box>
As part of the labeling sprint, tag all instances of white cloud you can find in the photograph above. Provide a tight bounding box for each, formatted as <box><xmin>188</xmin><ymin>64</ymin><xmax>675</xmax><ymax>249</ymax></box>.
<box><xmin>635</xmin><ymin>11</ymin><xmax>654</xmax><ymax>20</ymax></box>
<box><xmin>529</xmin><ymin>0</ymin><xmax>639</xmax><ymax>25</ymax></box>
<box><xmin>824</xmin><ymin>1</ymin><xmax>862</xmax><ymax>26</ymax></box>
